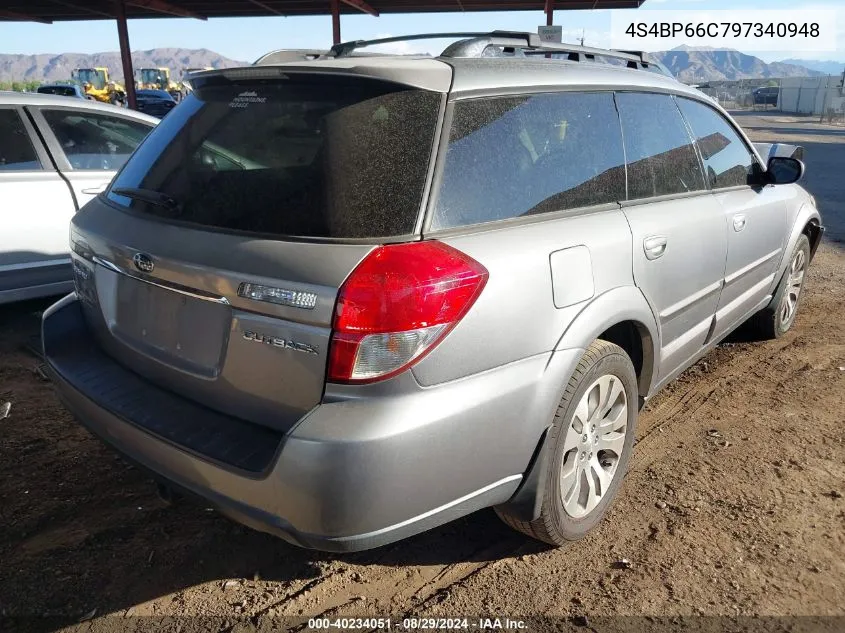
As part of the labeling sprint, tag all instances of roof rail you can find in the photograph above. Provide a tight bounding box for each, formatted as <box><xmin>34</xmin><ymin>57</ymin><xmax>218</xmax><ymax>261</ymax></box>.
<box><xmin>327</xmin><ymin>31</ymin><xmax>673</xmax><ymax>78</ymax></box>
<box><xmin>328</xmin><ymin>32</ymin><xmax>494</xmax><ymax>57</ymax></box>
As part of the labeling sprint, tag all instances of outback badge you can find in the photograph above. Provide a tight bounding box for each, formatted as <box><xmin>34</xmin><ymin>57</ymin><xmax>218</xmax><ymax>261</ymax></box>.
<box><xmin>243</xmin><ymin>330</ymin><xmax>318</xmax><ymax>355</ymax></box>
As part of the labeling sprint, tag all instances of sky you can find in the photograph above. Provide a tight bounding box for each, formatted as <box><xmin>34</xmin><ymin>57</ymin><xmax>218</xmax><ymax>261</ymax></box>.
<box><xmin>0</xmin><ymin>0</ymin><xmax>842</xmax><ymax>64</ymax></box>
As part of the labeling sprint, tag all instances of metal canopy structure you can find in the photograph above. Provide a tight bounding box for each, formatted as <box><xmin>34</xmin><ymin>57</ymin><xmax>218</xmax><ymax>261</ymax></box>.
<box><xmin>2</xmin><ymin>1</ymin><xmax>644</xmax><ymax>21</ymax></box>
<box><xmin>0</xmin><ymin>0</ymin><xmax>645</xmax><ymax>107</ymax></box>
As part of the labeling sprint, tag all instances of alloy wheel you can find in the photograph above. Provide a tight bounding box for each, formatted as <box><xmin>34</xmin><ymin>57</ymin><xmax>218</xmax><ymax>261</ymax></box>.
<box><xmin>559</xmin><ymin>374</ymin><xmax>629</xmax><ymax>518</ymax></box>
<box><xmin>780</xmin><ymin>249</ymin><xmax>806</xmax><ymax>326</ymax></box>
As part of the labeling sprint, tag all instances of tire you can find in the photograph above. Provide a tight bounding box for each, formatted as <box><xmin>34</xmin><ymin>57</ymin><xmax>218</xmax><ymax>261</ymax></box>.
<box><xmin>497</xmin><ymin>340</ymin><xmax>638</xmax><ymax>545</ymax></box>
<box><xmin>745</xmin><ymin>234</ymin><xmax>810</xmax><ymax>340</ymax></box>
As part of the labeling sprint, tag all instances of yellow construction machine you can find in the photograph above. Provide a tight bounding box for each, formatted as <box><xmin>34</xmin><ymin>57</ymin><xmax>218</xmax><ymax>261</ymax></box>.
<box><xmin>136</xmin><ymin>67</ymin><xmax>181</xmax><ymax>100</ymax></box>
<box><xmin>71</xmin><ymin>67</ymin><xmax>127</xmax><ymax>105</ymax></box>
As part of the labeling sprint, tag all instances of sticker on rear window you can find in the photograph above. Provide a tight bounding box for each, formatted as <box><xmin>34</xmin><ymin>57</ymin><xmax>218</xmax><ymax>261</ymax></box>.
<box><xmin>229</xmin><ymin>90</ymin><xmax>267</xmax><ymax>109</ymax></box>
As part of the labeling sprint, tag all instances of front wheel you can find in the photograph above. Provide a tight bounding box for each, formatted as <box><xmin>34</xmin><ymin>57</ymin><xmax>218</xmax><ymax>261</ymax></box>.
<box><xmin>745</xmin><ymin>234</ymin><xmax>810</xmax><ymax>340</ymax></box>
<box><xmin>497</xmin><ymin>340</ymin><xmax>638</xmax><ymax>545</ymax></box>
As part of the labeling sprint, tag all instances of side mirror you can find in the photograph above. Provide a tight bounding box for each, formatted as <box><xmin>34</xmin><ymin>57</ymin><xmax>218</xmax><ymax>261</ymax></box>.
<box><xmin>767</xmin><ymin>156</ymin><xmax>804</xmax><ymax>185</ymax></box>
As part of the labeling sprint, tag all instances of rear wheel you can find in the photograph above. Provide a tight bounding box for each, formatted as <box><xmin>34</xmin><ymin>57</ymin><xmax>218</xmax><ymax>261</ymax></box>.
<box><xmin>497</xmin><ymin>340</ymin><xmax>638</xmax><ymax>545</ymax></box>
<box><xmin>746</xmin><ymin>234</ymin><xmax>810</xmax><ymax>340</ymax></box>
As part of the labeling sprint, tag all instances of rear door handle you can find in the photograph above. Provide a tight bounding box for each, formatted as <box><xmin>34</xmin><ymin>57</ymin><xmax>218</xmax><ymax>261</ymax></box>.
<box><xmin>733</xmin><ymin>214</ymin><xmax>747</xmax><ymax>232</ymax></box>
<box><xmin>643</xmin><ymin>235</ymin><xmax>668</xmax><ymax>260</ymax></box>
<box><xmin>81</xmin><ymin>183</ymin><xmax>109</xmax><ymax>195</ymax></box>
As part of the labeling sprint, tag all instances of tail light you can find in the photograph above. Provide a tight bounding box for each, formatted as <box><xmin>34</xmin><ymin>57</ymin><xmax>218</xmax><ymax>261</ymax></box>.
<box><xmin>328</xmin><ymin>241</ymin><xmax>488</xmax><ymax>384</ymax></box>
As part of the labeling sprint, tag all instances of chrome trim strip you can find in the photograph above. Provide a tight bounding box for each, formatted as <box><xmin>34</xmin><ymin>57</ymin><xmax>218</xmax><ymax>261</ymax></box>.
<box><xmin>92</xmin><ymin>256</ymin><xmax>230</xmax><ymax>305</ymax></box>
<box><xmin>724</xmin><ymin>248</ymin><xmax>781</xmax><ymax>286</ymax></box>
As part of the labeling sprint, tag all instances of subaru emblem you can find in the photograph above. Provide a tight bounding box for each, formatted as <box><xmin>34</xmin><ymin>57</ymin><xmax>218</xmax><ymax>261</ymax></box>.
<box><xmin>133</xmin><ymin>253</ymin><xmax>155</xmax><ymax>273</ymax></box>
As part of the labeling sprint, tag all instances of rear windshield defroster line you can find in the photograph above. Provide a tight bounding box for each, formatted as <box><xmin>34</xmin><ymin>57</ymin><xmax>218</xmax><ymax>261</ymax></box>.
<box><xmin>106</xmin><ymin>75</ymin><xmax>443</xmax><ymax>239</ymax></box>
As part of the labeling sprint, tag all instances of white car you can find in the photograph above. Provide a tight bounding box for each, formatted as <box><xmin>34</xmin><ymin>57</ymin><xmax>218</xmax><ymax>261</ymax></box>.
<box><xmin>0</xmin><ymin>91</ymin><xmax>158</xmax><ymax>304</ymax></box>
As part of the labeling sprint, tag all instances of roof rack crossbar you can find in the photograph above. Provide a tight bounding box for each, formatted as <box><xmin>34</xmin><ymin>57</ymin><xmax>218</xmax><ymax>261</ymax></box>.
<box><xmin>327</xmin><ymin>31</ymin><xmax>670</xmax><ymax>77</ymax></box>
<box><xmin>328</xmin><ymin>32</ymin><xmax>507</xmax><ymax>57</ymax></box>
<box><xmin>328</xmin><ymin>31</ymin><xmax>650</xmax><ymax>64</ymax></box>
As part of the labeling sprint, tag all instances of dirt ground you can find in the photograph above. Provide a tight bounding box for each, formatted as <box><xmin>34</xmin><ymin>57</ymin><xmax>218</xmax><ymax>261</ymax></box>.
<box><xmin>1</xmin><ymin>112</ymin><xmax>843</xmax><ymax>633</ymax></box>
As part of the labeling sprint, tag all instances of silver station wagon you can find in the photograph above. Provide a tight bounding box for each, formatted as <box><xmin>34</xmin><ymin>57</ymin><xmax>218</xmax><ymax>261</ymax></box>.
<box><xmin>43</xmin><ymin>32</ymin><xmax>823</xmax><ymax>551</ymax></box>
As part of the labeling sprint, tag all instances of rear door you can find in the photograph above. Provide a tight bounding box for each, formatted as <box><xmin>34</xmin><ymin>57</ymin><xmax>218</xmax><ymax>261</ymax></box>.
<box><xmin>28</xmin><ymin>106</ymin><xmax>154</xmax><ymax>205</ymax></box>
<box><xmin>675</xmin><ymin>97</ymin><xmax>788</xmax><ymax>340</ymax></box>
<box><xmin>616</xmin><ymin>92</ymin><xmax>728</xmax><ymax>384</ymax></box>
<box><xmin>0</xmin><ymin>105</ymin><xmax>78</xmax><ymax>302</ymax></box>
<box><xmin>69</xmin><ymin>71</ymin><xmax>445</xmax><ymax>431</ymax></box>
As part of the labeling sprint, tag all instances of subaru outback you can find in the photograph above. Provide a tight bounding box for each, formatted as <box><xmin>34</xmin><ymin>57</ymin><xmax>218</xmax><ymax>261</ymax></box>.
<box><xmin>43</xmin><ymin>32</ymin><xmax>823</xmax><ymax>551</ymax></box>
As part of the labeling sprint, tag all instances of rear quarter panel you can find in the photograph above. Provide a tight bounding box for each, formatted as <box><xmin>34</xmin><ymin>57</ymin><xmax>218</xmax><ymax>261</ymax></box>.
<box><xmin>413</xmin><ymin>208</ymin><xmax>636</xmax><ymax>386</ymax></box>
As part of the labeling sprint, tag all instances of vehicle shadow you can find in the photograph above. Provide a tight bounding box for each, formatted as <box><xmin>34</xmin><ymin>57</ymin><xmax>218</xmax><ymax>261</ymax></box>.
<box><xmin>4</xmin><ymin>485</ymin><xmax>538</xmax><ymax>624</ymax></box>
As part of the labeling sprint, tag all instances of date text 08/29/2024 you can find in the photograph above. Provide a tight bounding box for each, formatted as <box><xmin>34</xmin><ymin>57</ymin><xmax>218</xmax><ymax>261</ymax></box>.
<box><xmin>307</xmin><ymin>618</ymin><xmax>528</xmax><ymax>630</ymax></box>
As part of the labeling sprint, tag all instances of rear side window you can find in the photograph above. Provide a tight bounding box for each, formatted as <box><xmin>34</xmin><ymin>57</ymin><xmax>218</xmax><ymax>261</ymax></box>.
<box><xmin>107</xmin><ymin>76</ymin><xmax>442</xmax><ymax>239</ymax></box>
<box><xmin>675</xmin><ymin>97</ymin><xmax>755</xmax><ymax>189</ymax></box>
<box><xmin>41</xmin><ymin>110</ymin><xmax>152</xmax><ymax>171</ymax></box>
<box><xmin>432</xmin><ymin>92</ymin><xmax>626</xmax><ymax>230</ymax></box>
<box><xmin>615</xmin><ymin>92</ymin><xmax>705</xmax><ymax>200</ymax></box>
<box><xmin>0</xmin><ymin>109</ymin><xmax>41</xmax><ymax>171</ymax></box>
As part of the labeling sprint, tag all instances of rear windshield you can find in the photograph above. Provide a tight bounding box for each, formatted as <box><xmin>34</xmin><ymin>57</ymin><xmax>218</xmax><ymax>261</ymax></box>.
<box><xmin>107</xmin><ymin>75</ymin><xmax>442</xmax><ymax>239</ymax></box>
<box><xmin>38</xmin><ymin>86</ymin><xmax>77</xmax><ymax>96</ymax></box>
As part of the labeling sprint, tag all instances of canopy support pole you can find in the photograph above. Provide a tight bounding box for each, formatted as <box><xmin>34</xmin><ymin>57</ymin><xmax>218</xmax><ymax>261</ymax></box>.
<box><xmin>115</xmin><ymin>0</ymin><xmax>137</xmax><ymax>109</ymax></box>
<box><xmin>331</xmin><ymin>0</ymin><xmax>341</xmax><ymax>44</ymax></box>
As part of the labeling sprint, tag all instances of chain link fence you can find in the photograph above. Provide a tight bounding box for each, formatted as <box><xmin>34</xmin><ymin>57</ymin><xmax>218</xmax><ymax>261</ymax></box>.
<box><xmin>692</xmin><ymin>74</ymin><xmax>845</xmax><ymax>125</ymax></box>
<box><xmin>695</xmin><ymin>78</ymin><xmax>783</xmax><ymax>111</ymax></box>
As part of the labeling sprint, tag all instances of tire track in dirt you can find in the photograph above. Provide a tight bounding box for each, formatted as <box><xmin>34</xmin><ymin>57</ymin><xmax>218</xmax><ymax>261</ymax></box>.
<box><xmin>634</xmin><ymin>333</ymin><xmax>815</xmax><ymax>465</ymax></box>
<box><xmin>260</xmin><ymin>538</ymin><xmax>529</xmax><ymax>621</ymax></box>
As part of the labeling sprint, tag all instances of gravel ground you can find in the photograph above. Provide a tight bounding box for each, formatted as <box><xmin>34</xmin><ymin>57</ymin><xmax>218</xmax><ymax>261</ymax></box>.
<box><xmin>0</xmin><ymin>112</ymin><xmax>843</xmax><ymax>633</ymax></box>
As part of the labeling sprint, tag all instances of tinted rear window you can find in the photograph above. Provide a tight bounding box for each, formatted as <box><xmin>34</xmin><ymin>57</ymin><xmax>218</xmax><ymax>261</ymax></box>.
<box><xmin>432</xmin><ymin>92</ymin><xmax>626</xmax><ymax>230</ymax></box>
<box><xmin>107</xmin><ymin>75</ymin><xmax>442</xmax><ymax>239</ymax></box>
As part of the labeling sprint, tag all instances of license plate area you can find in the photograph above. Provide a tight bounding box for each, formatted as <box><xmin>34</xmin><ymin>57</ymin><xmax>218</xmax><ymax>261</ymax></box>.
<box><xmin>112</xmin><ymin>276</ymin><xmax>232</xmax><ymax>377</ymax></box>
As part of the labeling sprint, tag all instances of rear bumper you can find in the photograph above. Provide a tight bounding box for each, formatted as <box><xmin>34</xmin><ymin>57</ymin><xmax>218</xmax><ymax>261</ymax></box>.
<box><xmin>44</xmin><ymin>294</ymin><xmax>580</xmax><ymax>551</ymax></box>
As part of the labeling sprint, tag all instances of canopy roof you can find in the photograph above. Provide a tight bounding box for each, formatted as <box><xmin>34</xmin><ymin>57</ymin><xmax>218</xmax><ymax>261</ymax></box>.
<box><xmin>1</xmin><ymin>0</ymin><xmax>644</xmax><ymax>24</ymax></box>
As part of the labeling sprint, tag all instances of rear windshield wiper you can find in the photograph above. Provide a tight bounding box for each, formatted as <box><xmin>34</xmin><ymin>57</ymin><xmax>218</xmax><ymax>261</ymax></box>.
<box><xmin>111</xmin><ymin>187</ymin><xmax>181</xmax><ymax>211</ymax></box>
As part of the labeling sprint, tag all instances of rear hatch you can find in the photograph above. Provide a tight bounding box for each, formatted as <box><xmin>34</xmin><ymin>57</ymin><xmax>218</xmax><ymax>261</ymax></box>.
<box><xmin>70</xmin><ymin>67</ymin><xmax>445</xmax><ymax>432</ymax></box>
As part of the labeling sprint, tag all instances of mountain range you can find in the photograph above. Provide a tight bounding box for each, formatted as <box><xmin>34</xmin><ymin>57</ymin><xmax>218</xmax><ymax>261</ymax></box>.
<box><xmin>778</xmin><ymin>58</ymin><xmax>845</xmax><ymax>76</ymax></box>
<box><xmin>650</xmin><ymin>46</ymin><xmax>828</xmax><ymax>82</ymax></box>
<box><xmin>0</xmin><ymin>48</ymin><xmax>246</xmax><ymax>83</ymax></box>
<box><xmin>1</xmin><ymin>46</ymin><xmax>843</xmax><ymax>84</ymax></box>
